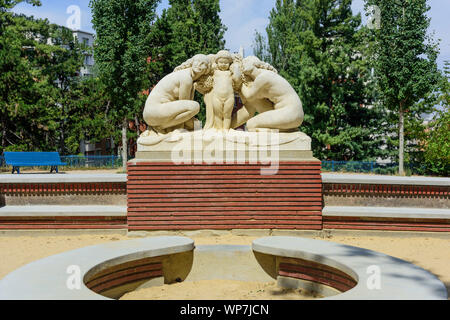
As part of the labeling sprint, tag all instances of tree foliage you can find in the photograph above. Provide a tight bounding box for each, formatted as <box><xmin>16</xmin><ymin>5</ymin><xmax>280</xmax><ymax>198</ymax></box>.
<box><xmin>366</xmin><ymin>0</ymin><xmax>440</xmax><ymax>174</ymax></box>
<box><xmin>90</xmin><ymin>0</ymin><xmax>159</xmax><ymax>121</ymax></box>
<box><xmin>0</xmin><ymin>1</ymin><xmax>86</xmax><ymax>154</ymax></box>
<box><xmin>253</xmin><ymin>0</ymin><xmax>387</xmax><ymax>161</ymax></box>
<box><xmin>419</xmin><ymin>62</ymin><xmax>450</xmax><ymax>176</ymax></box>
<box><xmin>90</xmin><ymin>0</ymin><xmax>160</xmax><ymax>167</ymax></box>
<box><xmin>147</xmin><ymin>0</ymin><xmax>227</xmax><ymax>123</ymax></box>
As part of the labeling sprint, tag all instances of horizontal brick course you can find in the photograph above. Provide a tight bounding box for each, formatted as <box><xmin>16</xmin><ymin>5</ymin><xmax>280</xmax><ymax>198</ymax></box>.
<box><xmin>0</xmin><ymin>182</ymin><xmax>126</xmax><ymax>195</ymax></box>
<box><xmin>278</xmin><ymin>258</ymin><xmax>357</xmax><ymax>293</ymax></box>
<box><xmin>127</xmin><ymin>162</ymin><xmax>323</xmax><ymax>231</ymax></box>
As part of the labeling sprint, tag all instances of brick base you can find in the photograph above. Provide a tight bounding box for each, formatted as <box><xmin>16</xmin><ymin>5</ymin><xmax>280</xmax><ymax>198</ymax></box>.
<box><xmin>127</xmin><ymin>162</ymin><xmax>323</xmax><ymax>231</ymax></box>
<box><xmin>323</xmin><ymin>216</ymin><xmax>450</xmax><ymax>232</ymax></box>
<box><xmin>0</xmin><ymin>216</ymin><xmax>127</xmax><ymax>230</ymax></box>
<box><xmin>278</xmin><ymin>257</ymin><xmax>357</xmax><ymax>293</ymax></box>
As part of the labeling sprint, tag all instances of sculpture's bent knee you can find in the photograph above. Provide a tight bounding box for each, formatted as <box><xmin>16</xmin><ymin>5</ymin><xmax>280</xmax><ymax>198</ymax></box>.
<box><xmin>247</xmin><ymin>98</ymin><xmax>304</xmax><ymax>131</ymax></box>
<box><xmin>144</xmin><ymin>100</ymin><xmax>200</xmax><ymax>129</ymax></box>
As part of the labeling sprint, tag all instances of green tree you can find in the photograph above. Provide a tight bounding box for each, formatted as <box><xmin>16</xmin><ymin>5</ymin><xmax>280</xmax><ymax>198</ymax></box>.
<box><xmin>423</xmin><ymin>106</ymin><xmax>449</xmax><ymax>176</ymax></box>
<box><xmin>418</xmin><ymin>61</ymin><xmax>449</xmax><ymax>176</ymax></box>
<box><xmin>164</xmin><ymin>0</ymin><xmax>226</xmax><ymax>66</ymax></box>
<box><xmin>1</xmin><ymin>1</ymin><xmax>43</xmax><ymax>152</ymax></box>
<box><xmin>64</xmin><ymin>76</ymin><xmax>115</xmax><ymax>154</ymax></box>
<box><xmin>253</xmin><ymin>0</ymin><xmax>387</xmax><ymax>161</ymax></box>
<box><xmin>1</xmin><ymin>1</ymin><xmax>84</xmax><ymax>154</ymax></box>
<box><xmin>90</xmin><ymin>0</ymin><xmax>159</xmax><ymax>170</ymax></box>
<box><xmin>367</xmin><ymin>0</ymin><xmax>440</xmax><ymax>175</ymax></box>
<box><xmin>147</xmin><ymin>0</ymin><xmax>227</xmax><ymax>123</ymax></box>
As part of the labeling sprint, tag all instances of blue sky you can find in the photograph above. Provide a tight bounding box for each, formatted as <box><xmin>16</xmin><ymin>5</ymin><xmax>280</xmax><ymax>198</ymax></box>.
<box><xmin>12</xmin><ymin>0</ymin><xmax>450</xmax><ymax>69</ymax></box>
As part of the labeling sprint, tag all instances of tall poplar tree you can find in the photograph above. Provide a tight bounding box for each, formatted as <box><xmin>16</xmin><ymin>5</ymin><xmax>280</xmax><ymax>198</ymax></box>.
<box><xmin>367</xmin><ymin>0</ymin><xmax>440</xmax><ymax>175</ymax></box>
<box><xmin>90</xmin><ymin>0</ymin><xmax>159</xmax><ymax>171</ymax></box>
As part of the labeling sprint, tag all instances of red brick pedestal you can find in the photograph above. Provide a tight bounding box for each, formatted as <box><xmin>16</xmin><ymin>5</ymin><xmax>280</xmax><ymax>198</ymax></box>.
<box><xmin>127</xmin><ymin>161</ymin><xmax>323</xmax><ymax>231</ymax></box>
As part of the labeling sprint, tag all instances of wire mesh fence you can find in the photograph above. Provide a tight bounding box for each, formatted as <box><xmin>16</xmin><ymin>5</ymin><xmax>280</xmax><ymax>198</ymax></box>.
<box><xmin>61</xmin><ymin>155</ymin><xmax>123</xmax><ymax>169</ymax></box>
<box><xmin>321</xmin><ymin>161</ymin><xmax>426</xmax><ymax>175</ymax></box>
<box><xmin>0</xmin><ymin>154</ymin><xmax>427</xmax><ymax>175</ymax></box>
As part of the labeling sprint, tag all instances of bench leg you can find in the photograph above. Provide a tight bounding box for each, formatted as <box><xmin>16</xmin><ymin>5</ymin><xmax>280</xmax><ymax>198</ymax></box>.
<box><xmin>12</xmin><ymin>167</ymin><xmax>20</xmax><ymax>174</ymax></box>
<box><xmin>50</xmin><ymin>166</ymin><xmax>59</xmax><ymax>173</ymax></box>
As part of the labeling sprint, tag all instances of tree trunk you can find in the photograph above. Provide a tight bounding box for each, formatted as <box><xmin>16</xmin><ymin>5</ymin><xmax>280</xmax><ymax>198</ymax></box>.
<box><xmin>1</xmin><ymin>118</ymin><xmax>6</xmax><ymax>150</ymax></box>
<box><xmin>135</xmin><ymin>116</ymin><xmax>140</xmax><ymax>137</ymax></box>
<box><xmin>399</xmin><ymin>104</ymin><xmax>405</xmax><ymax>176</ymax></box>
<box><xmin>122</xmin><ymin>118</ymin><xmax>128</xmax><ymax>172</ymax></box>
<box><xmin>398</xmin><ymin>6</ymin><xmax>406</xmax><ymax>177</ymax></box>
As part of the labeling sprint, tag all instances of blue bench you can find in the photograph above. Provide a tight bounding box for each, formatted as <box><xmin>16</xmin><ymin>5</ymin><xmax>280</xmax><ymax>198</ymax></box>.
<box><xmin>3</xmin><ymin>152</ymin><xmax>67</xmax><ymax>174</ymax></box>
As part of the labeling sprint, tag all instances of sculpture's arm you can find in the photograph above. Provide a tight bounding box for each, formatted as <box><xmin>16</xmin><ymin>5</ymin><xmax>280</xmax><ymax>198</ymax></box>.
<box><xmin>240</xmin><ymin>76</ymin><xmax>267</xmax><ymax>101</ymax></box>
<box><xmin>179</xmin><ymin>81</ymin><xmax>194</xmax><ymax>100</ymax></box>
<box><xmin>231</xmin><ymin>104</ymin><xmax>256</xmax><ymax>129</ymax></box>
<box><xmin>231</xmin><ymin>62</ymin><xmax>243</xmax><ymax>92</ymax></box>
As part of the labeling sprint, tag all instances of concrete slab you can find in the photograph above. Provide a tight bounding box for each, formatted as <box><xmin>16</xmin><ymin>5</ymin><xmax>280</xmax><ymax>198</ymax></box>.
<box><xmin>322</xmin><ymin>229</ymin><xmax>450</xmax><ymax>239</ymax></box>
<box><xmin>0</xmin><ymin>205</ymin><xmax>127</xmax><ymax>217</ymax></box>
<box><xmin>0</xmin><ymin>173</ymin><xmax>126</xmax><ymax>184</ymax></box>
<box><xmin>323</xmin><ymin>206</ymin><xmax>450</xmax><ymax>220</ymax></box>
<box><xmin>0</xmin><ymin>236</ymin><xmax>194</xmax><ymax>300</ymax></box>
<box><xmin>1</xmin><ymin>172</ymin><xmax>448</xmax><ymax>186</ymax></box>
<box><xmin>253</xmin><ymin>236</ymin><xmax>448</xmax><ymax>300</ymax></box>
<box><xmin>322</xmin><ymin>173</ymin><xmax>450</xmax><ymax>186</ymax></box>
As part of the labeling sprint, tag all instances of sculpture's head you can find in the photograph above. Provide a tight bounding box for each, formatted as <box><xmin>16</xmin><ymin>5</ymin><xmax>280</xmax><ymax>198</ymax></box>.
<box><xmin>242</xmin><ymin>56</ymin><xmax>278</xmax><ymax>76</ymax></box>
<box><xmin>191</xmin><ymin>54</ymin><xmax>211</xmax><ymax>77</ymax></box>
<box><xmin>174</xmin><ymin>54</ymin><xmax>211</xmax><ymax>78</ymax></box>
<box><xmin>215</xmin><ymin>50</ymin><xmax>233</xmax><ymax>71</ymax></box>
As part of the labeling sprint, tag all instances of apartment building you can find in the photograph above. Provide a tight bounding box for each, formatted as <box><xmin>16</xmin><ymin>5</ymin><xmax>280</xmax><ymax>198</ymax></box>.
<box><xmin>72</xmin><ymin>30</ymin><xmax>95</xmax><ymax>77</ymax></box>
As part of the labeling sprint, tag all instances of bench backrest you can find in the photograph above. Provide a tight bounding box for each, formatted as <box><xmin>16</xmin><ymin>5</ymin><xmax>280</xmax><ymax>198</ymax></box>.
<box><xmin>3</xmin><ymin>152</ymin><xmax>63</xmax><ymax>165</ymax></box>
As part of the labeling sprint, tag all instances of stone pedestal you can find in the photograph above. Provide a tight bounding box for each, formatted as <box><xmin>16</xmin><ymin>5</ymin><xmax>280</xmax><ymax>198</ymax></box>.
<box><xmin>127</xmin><ymin>130</ymin><xmax>323</xmax><ymax>231</ymax></box>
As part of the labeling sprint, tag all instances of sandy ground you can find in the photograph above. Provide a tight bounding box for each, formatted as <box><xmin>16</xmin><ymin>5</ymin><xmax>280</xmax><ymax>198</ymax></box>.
<box><xmin>121</xmin><ymin>280</ymin><xmax>321</xmax><ymax>300</ymax></box>
<box><xmin>0</xmin><ymin>233</ymin><xmax>448</xmax><ymax>300</ymax></box>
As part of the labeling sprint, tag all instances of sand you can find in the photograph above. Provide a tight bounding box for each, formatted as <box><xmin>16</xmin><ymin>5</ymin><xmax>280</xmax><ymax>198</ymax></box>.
<box><xmin>0</xmin><ymin>233</ymin><xmax>448</xmax><ymax>299</ymax></box>
<box><xmin>121</xmin><ymin>280</ymin><xmax>322</xmax><ymax>300</ymax></box>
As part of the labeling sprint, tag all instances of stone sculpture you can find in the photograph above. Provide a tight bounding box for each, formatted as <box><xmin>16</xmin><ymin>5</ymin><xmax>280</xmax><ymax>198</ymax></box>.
<box><xmin>142</xmin><ymin>54</ymin><xmax>210</xmax><ymax>136</ymax></box>
<box><xmin>232</xmin><ymin>56</ymin><xmax>304</xmax><ymax>132</ymax></box>
<box><xmin>200</xmin><ymin>50</ymin><xmax>241</xmax><ymax>130</ymax></box>
<box><xmin>137</xmin><ymin>50</ymin><xmax>311</xmax><ymax>161</ymax></box>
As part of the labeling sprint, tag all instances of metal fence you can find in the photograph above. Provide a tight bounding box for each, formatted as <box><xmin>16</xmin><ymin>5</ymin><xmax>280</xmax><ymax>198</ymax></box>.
<box><xmin>60</xmin><ymin>155</ymin><xmax>122</xmax><ymax>168</ymax></box>
<box><xmin>321</xmin><ymin>161</ymin><xmax>425</xmax><ymax>175</ymax></box>
<box><xmin>0</xmin><ymin>154</ymin><xmax>424</xmax><ymax>174</ymax></box>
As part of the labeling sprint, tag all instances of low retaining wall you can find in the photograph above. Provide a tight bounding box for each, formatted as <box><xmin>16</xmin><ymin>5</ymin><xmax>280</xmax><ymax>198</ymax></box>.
<box><xmin>0</xmin><ymin>172</ymin><xmax>449</xmax><ymax>233</ymax></box>
<box><xmin>0</xmin><ymin>174</ymin><xmax>127</xmax><ymax>230</ymax></box>
<box><xmin>323</xmin><ymin>174</ymin><xmax>449</xmax><ymax>208</ymax></box>
<box><xmin>0</xmin><ymin>174</ymin><xmax>127</xmax><ymax>206</ymax></box>
<box><xmin>322</xmin><ymin>174</ymin><xmax>450</xmax><ymax>232</ymax></box>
